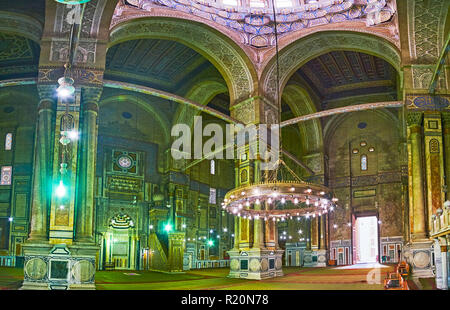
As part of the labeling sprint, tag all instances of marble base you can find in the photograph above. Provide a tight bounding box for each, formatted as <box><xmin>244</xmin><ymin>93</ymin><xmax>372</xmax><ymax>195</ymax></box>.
<box><xmin>227</xmin><ymin>248</ymin><xmax>284</xmax><ymax>280</ymax></box>
<box><xmin>21</xmin><ymin>242</ymin><xmax>99</xmax><ymax>290</ymax></box>
<box><xmin>303</xmin><ymin>249</ymin><xmax>327</xmax><ymax>267</ymax></box>
<box><xmin>403</xmin><ymin>240</ymin><xmax>435</xmax><ymax>278</ymax></box>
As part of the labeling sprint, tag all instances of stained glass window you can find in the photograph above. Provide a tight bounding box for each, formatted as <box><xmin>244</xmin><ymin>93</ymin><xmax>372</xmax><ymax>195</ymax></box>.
<box><xmin>361</xmin><ymin>155</ymin><xmax>367</xmax><ymax>171</ymax></box>
<box><xmin>5</xmin><ymin>133</ymin><xmax>12</xmax><ymax>151</ymax></box>
<box><xmin>210</xmin><ymin>160</ymin><xmax>215</xmax><ymax>175</ymax></box>
<box><xmin>0</xmin><ymin>166</ymin><xmax>12</xmax><ymax>185</ymax></box>
<box><xmin>209</xmin><ymin>188</ymin><xmax>216</xmax><ymax>204</ymax></box>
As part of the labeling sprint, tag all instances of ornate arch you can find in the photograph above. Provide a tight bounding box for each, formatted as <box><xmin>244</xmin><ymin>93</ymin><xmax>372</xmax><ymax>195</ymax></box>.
<box><xmin>174</xmin><ymin>79</ymin><xmax>228</xmax><ymax>128</ymax></box>
<box><xmin>99</xmin><ymin>94</ymin><xmax>171</xmax><ymax>144</ymax></box>
<box><xmin>261</xmin><ymin>31</ymin><xmax>402</xmax><ymax>102</ymax></box>
<box><xmin>282</xmin><ymin>83</ymin><xmax>323</xmax><ymax>154</ymax></box>
<box><xmin>0</xmin><ymin>11</ymin><xmax>43</xmax><ymax>43</ymax></box>
<box><xmin>109</xmin><ymin>17</ymin><xmax>257</xmax><ymax>104</ymax></box>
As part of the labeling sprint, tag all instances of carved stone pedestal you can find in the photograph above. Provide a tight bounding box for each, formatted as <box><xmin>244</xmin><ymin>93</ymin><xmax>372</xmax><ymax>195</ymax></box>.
<box><xmin>403</xmin><ymin>240</ymin><xmax>434</xmax><ymax>278</ymax></box>
<box><xmin>303</xmin><ymin>249</ymin><xmax>327</xmax><ymax>267</ymax></box>
<box><xmin>21</xmin><ymin>243</ymin><xmax>99</xmax><ymax>290</ymax></box>
<box><xmin>227</xmin><ymin>248</ymin><xmax>284</xmax><ymax>280</ymax></box>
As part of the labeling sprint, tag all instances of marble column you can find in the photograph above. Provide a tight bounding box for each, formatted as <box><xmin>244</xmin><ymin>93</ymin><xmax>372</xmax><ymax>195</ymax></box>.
<box><xmin>75</xmin><ymin>88</ymin><xmax>101</xmax><ymax>243</ymax></box>
<box><xmin>407</xmin><ymin>112</ymin><xmax>427</xmax><ymax>240</ymax></box>
<box><xmin>319</xmin><ymin>215</ymin><xmax>326</xmax><ymax>250</ymax></box>
<box><xmin>252</xmin><ymin>205</ymin><xmax>265</xmax><ymax>250</ymax></box>
<box><xmin>233</xmin><ymin>215</ymin><xmax>240</xmax><ymax>249</ymax></box>
<box><xmin>311</xmin><ymin>216</ymin><xmax>319</xmax><ymax>250</ymax></box>
<box><xmin>28</xmin><ymin>88</ymin><xmax>55</xmax><ymax>242</ymax></box>
<box><xmin>443</xmin><ymin>112</ymin><xmax>450</xmax><ymax>200</ymax></box>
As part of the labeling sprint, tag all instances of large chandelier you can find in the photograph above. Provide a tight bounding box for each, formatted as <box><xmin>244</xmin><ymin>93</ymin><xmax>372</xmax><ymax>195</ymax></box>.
<box><xmin>223</xmin><ymin>161</ymin><xmax>338</xmax><ymax>222</ymax></box>
<box><xmin>223</xmin><ymin>0</ymin><xmax>338</xmax><ymax>223</ymax></box>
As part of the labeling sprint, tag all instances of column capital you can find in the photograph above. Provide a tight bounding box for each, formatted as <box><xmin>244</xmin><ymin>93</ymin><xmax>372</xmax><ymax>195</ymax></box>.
<box><xmin>37</xmin><ymin>85</ymin><xmax>57</xmax><ymax>104</ymax></box>
<box><xmin>230</xmin><ymin>96</ymin><xmax>279</xmax><ymax>126</ymax></box>
<box><xmin>81</xmin><ymin>86</ymin><xmax>103</xmax><ymax>106</ymax></box>
<box><xmin>406</xmin><ymin>112</ymin><xmax>423</xmax><ymax>127</ymax></box>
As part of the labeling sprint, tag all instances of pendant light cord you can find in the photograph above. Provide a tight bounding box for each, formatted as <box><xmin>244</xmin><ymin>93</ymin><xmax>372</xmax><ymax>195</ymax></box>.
<box><xmin>271</xmin><ymin>0</ymin><xmax>283</xmax><ymax>181</ymax></box>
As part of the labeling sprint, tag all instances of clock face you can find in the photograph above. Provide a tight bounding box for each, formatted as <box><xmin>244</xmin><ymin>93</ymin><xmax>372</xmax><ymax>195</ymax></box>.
<box><xmin>118</xmin><ymin>156</ymin><xmax>132</xmax><ymax>169</ymax></box>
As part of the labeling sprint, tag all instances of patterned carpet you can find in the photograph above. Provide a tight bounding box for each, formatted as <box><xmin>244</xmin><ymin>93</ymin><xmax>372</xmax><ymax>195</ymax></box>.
<box><xmin>0</xmin><ymin>265</ymin><xmax>405</xmax><ymax>290</ymax></box>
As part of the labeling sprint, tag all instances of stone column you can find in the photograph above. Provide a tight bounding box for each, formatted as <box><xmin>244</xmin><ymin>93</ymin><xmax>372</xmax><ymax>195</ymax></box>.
<box><xmin>75</xmin><ymin>88</ymin><xmax>102</xmax><ymax>243</ymax></box>
<box><xmin>233</xmin><ymin>215</ymin><xmax>239</xmax><ymax>249</ymax></box>
<box><xmin>28</xmin><ymin>87</ymin><xmax>55</xmax><ymax>242</ymax></box>
<box><xmin>311</xmin><ymin>216</ymin><xmax>319</xmax><ymax>250</ymax></box>
<box><xmin>407</xmin><ymin>112</ymin><xmax>427</xmax><ymax>240</ymax></box>
<box><xmin>319</xmin><ymin>215</ymin><xmax>326</xmax><ymax>250</ymax></box>
<box><xmin>252</xmin><ymin>201</ymin><xmax>265</xmax><ymax>250</ymax></box>
<box><xmin>423</xmin><ymin>113</ymin><xmax>445</xmax><ymax>228</ymax></box>
<box><xmin>443</xmin><ymin>112</ymin><xmax>450</xmax><ymax>200</ymax></box>
<box><xmin>404</xmin><ymin>111</ymin><xmax>434</xmax><ymax>278</ymax></box>
<box><xmin>227</xmin><ymin>96</ymin><xmax>283</xmax><ymax>279</ymax></box>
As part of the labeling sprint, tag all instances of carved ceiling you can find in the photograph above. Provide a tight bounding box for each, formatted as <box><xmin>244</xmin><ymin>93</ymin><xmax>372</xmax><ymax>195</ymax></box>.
<box><xmin>208</xmin><ymin>93</ymin><xmax>231</xmax><ymax>116</ymax></box>
<box><xmin>105</xmin><ymin>39</ymin><xmax>226</xmax><ymax>94</ymax></box>
<box><xmin>295</xmin><ymin>50</ymin><xmax>397</xmax><ymax>105</ymax></box>
<box><xmin>0</xmin><ymin>33</ymin><xmax>40</xmax><ymax>80</ymax></box>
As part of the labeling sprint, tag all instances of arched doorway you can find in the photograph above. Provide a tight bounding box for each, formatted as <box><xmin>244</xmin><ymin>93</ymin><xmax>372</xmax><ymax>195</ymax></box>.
<box><xmin>104</xmin><ymin>213</ymin><xmax>138</xmax><ymax>270</ymax></box>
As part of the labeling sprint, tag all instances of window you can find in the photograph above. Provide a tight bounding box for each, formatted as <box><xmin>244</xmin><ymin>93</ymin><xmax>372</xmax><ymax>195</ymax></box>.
<box><xmin>275</xmin><ymin>0</ymin><xmax>292</xmax><ymax>7</ymax></box>
<box><xmin>209</xmin><ymin>188</ymin><xmax>216</xmax><ymax>204</ymax></box>
<box><xmin>249</xmin><ymin>0</ymin><xmax>265</xmax><ymax>7</ymax></box>
<box><xmin>0</xmin><ymin>166</ymin><xmax>12</xmax><ymax>185</ymax></box>
<box><xmin>361</xmin><ymin>155</ymin><xmax>367</xmax><ymax>171</ymax></box>
<box><xmin>222</xmin><ymin>0</ymin><xmax>238</xmax><ymax>5</ymax></box>
<box><xmin>5</xmin><ymin>133</ymin><xmax>12</xmax><ymax>151</ymax></box>
<box><xmin>210</xmin><ymin>160</ymin><xmax>215</xmax><ymax>175</ymax></box>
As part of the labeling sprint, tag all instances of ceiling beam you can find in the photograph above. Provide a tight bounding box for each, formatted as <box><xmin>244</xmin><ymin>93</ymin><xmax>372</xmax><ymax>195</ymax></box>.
<box><xmin>280</xmin><ymin>101</ymin><xmax>404</xmax><ymax>128</ymax></box>
<box><xmin>103</xmin><ymin>80</ymin><xmax>239</xmax><ymax>124</ymax></box>
<box><xmin>429</xmin><ymin>32</ymin><xmax>450</xmax><ymax>94</ymax></box>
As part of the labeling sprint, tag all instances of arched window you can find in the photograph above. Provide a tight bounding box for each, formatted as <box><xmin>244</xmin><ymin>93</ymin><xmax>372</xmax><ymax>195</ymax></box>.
<box><xmin>209</xmin><ymin>188</ymin><xmax>217</xmax><ymax>204</ymax></box>
<box><xmin>210</xmin><ymin>160</ymin><xmax>215</xmax><ymax>175</ymax></box>
<box><xmin>5</xmin><ymin>133</ymin><xmax>12</xmax><ymax>151</ymax></box>
<box><xmin>0</xmin><ymin>166</ymin><xmax>12</xmax><ymax>185</ymax></box>
<box><xmin>361</xmin><ymin>155</ymin><xmax>368</xmax><ymax>171</ymax></box>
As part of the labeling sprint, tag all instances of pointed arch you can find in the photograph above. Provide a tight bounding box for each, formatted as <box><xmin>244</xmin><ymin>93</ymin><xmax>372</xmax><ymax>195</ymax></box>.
<box><xmin>109</xmin><ymin>17</ymin><xmax>257</xmax><ymax>105</ymax></box>
<box><xmin>261</xmin><ymin>31</ymin><xmax>401</xmax><ymax>103</ymax></box>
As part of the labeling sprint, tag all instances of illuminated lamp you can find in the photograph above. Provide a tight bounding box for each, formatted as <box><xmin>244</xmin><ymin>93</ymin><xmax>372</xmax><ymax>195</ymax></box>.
<box><xmin>55</xmin><ymin>180</ymin><xmax>67</xmax><ymax>198</ymax></box>
<box><xmin>54</xmin><ymin>0</ymin><xmax>91</xmax><ymax>4</ymax></box>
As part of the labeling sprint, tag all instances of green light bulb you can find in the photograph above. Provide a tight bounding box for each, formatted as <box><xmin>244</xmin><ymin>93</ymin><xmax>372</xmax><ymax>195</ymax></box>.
<box><xmin>56</xmin><ymin>180</ymin><xmax>67</xmax><ymax>198</ymax></box>
<box><xmin>164</xmin><ymin>223</ymin><xmax>173</xmax><ymax>233</ymax></box>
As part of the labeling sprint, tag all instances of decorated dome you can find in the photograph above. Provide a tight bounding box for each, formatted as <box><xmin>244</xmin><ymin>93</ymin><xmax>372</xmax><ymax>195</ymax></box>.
<box><xmin>122</xmin><ymin>0</ymin><xmax>396</xmax><ymax>47</ymax></box>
